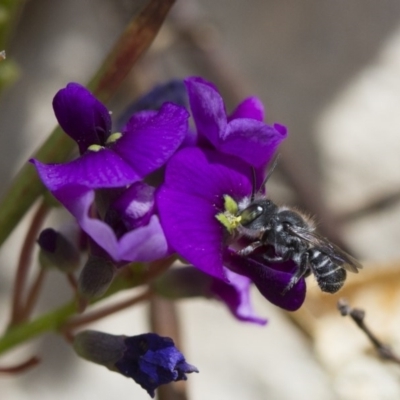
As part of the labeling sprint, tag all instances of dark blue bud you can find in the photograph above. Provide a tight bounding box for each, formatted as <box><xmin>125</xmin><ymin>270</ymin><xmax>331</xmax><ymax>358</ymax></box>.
<box><xmin>73</xmin><ymin>330</ymin><xmax>198</xmax><ymax>398</ymax></box>
<box><xmin>37</xmin><ymin>228</ymin><xmax>80</xmax><ymax>272</ymax></box>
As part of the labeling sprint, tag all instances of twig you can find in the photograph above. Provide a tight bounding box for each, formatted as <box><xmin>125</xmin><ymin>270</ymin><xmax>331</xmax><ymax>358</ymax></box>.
<box><xmin>337</xmin><ymin>299</ymin><xmax>400</xmax><ymax>364</ymax></box>
<box><xmin>66</xmin><ymin>272</ymin><xmax>78</xmax><ymax>292</ymax></box>
<box><xmin>0</xmin><ymin>356</ymin><xmax>40</xmax><ymax>374</ymax></box>
<box><xmin>9</xmin><ymin>200</ymin><xmax>49</xmax><ymax>327</ymax></box>
<box><xmin>339</xmin><ymin>189</ymin><xmax>400</xmax><ymax>223</ymax></box>
<box><xmin>61</xmin><ymin>289</ymin><xmax>152</xmax><ymax>332</ymax></box>
<box><xmin>21</xmin><ymin>268</ymin><xmax>48</xmax><ymax>321</ymax></box>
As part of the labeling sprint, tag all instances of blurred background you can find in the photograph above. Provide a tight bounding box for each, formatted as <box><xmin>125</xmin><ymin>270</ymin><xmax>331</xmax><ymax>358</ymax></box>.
<box><xmin>1</xmin><ymin>0</ymin><xmax>400</xmax><ymax>399</ymax></box>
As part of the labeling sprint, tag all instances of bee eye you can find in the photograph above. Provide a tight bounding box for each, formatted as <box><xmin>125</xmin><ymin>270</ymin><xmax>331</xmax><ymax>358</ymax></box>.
<box><xmin>239</xmin><ymin>204</ymin><xmax>264</xmax><ymax>225</ymax></box>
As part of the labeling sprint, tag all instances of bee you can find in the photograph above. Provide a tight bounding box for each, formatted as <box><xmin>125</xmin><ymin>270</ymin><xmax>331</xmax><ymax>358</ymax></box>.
<box><xmin>217</xmin><ymin>159</ymin><xmax>362</xmax><ymax>294</ymax></box>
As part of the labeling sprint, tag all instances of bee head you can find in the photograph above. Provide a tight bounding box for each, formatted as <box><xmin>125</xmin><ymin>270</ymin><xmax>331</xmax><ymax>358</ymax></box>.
<box><xmin>238</xmin><ymin>199</ymin><xmax>277</xmax><ymax>231</ymax></box>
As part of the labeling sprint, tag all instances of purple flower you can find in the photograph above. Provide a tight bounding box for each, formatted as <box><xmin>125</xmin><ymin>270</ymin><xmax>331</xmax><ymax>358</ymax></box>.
<box><xmin>31</xmin><ymin>83</ymin><xmax>189</xmax><ymax>263</ymax></box>
<box><xmin>157</xmin><ymin>147</ymin><xmax>306</xmax><ymax>311</ymax></box>
<box><xmin>117</xmin><ymin>334</ymin><xmax>198</xmax><ymax>398</ymax></box>
<box><xmin>32</xmin><ymin>83</ymin><xmax>189</xmax><ymax>192</ymax></box>
<box><xmin>73</xmin><ymin>330</ymin><xmax>198</xmax><ymax>398</ymax></box>
<box><xmin>52</xmin><ymin>183</ymin><xmax>168</xmax><ymax>263</ymax></box>
<box><xmin>185</xmin><ymin>76</ymin><xmax>287</xmax><ymax>168</ymax></box>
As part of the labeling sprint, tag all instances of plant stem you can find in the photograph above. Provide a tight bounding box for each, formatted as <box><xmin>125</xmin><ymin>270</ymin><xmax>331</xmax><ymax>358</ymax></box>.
<box><xmin>62</xmin><ymin>289</ymin><xmax>152</xmax><ymax>332</ymax></box>
<box><xmin>0</xmin><ymin>0</ymin><xmax>176</xmax><ymax>248</ymax></box>
<box><xmin>0</xmin><ymin>301</ymin><xmax>77</xmax><ymax>354</ymax></box>
<box><xmin>9</xmin><ymin>200</ymin><xmax>49</xmax><ymax>326</ymax></box>
<box><xmin>0</xmin><ymin>355</ymin><xmax>40</xmax><ymax>374</ymax></box>
<box><xmin>21</xmin><ymin>268</ymin><xmax>48</xmax><ymax>321</ymax></box>
<box><xmin>0</xmin><ymin>256</ymin><xmax>174</xmax><ymax>355</ymax></box>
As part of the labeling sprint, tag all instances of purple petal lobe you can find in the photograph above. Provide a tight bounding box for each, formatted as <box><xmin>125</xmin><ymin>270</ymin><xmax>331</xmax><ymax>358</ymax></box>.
<box><xmin>113</xmin><ymin>102</ymin><xmax>189</xmax><ymax>178</ymax></box>
<box><xmin>52</xmin><ymin>185</ymin><xmax>167</xmax><ymax>263</ymax></box>
<box><xmin>184</xmin><ymin>77</ymin><xmax>227</xmax><ymax>148</ymax></box>
<box><xmin>117</xmin><ymin>215</ymin><xmax>168</xmax><ymax>263</ymax></box>
<box><xmin>53</xmin><ymin>83</ymin><xmax>111</xmax><ymax>153</ymax></box>
<box><xmin>161</xmin><ymin>147</ymin><xmax>252</xmax><ymax>202</ymax></box>
<box><xmin>228</xmin><ymin>97</ymin><xmax>265</xmax><ymax>122</ymax></box>
<box><xmin>185</xmin><ymin>76</ymin><xmax>287</xmax><ymax>167</ymax></box>
<box><xmin>221</xmin><ymin>119</ymin><xmax>288</xmax><ymax>168</ymax></box>
<box><xmin>31</xmin><ymin>149</ymin><xmax>139</xmax><ymax>191</ymax></box>
<box><xmin>157</xmin><ymin>148</ymin><xmax>252</xmax><ymax>280</ymax></box>
<box><xmin>211</xmin><ymin>268</ymin><xmax>267</xmax><ymax>325</ymax></box>
<box><xmin>111</xmin><ymin>182</ymin><xmax>155</xmax><ymax>230</ymax></box>
<box><xmin>224</xmin><ymin>249</ymin><xmax>306</xmax><ymax>311</ymax></box>
<box><xmin>158</xmin><ymin>188</ymin><xmax>226</xmax><ymax>280</ymax></box>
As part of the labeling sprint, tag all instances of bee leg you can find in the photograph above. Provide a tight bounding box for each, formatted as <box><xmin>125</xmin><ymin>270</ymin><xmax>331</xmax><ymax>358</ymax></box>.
<box><xmin>281</xmin><ymin>253</ymin><xmax>310</xmax><ymax>295</ymax></box>
<box><xmin>262</xmin><ymin>254</ymin><xmax>284</xmax><ymax>263</ymax></box>
<box><xmin>238</xmin><ymin>241</ymin><xmax>263</xmax><ymax>256</ymax></box>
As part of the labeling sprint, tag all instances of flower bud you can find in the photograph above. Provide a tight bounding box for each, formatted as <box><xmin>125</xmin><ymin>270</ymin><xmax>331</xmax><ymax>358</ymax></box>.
<box><xmin>73</xmin><ymin>330</ymin><xmax>124</xmax><ymax>368</ymax></box>
<box><xmin>73</xmin><ymin>330</ymin><xmax>198</xmax><ymax>398</ymax></box>
<box><xmin>37</xmin><ymin>228</ymin><xmax>80</xmax><ymax>273</ymax></box>
<box><xmin>78</xmin><ymin>256</ymin><xmax>115</xmax><ymax>299</ymax></box>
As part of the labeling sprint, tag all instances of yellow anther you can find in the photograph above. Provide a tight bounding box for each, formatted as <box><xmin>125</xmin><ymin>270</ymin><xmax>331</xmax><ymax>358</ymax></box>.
<box><xmin>106</xmin><ymin>132</ymin><xmax>122</xmax><ymax>144</ymax></box>
<box><xmin>87</xmin><ymin>144</ymin><xmax>104</xmax><ymax>152</ymax></box>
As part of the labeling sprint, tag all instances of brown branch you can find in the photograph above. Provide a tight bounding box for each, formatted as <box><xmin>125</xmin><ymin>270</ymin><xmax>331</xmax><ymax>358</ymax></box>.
<box><xmin>61</xmin><ymin>289</ymin><xmax>152</xmax><ymax>332</ymax></box>
<box><xmin>9</xmin><ymin>200</ymin><xmax>49</xmax><ymax>326</ymax></box>
<box><xmin>21</xmin><ymin>268</ymin><xmax>48</xmax><ymax>320</ymax></box>
<box><xmin>0</xmin><ymin>356</ymin><xmax>40</xmax><ymax>374</ymax></box>
<box><xmin>337</xmin><ymin>299</ymin><xmax>400</xmax><ymax>364</ymax></box>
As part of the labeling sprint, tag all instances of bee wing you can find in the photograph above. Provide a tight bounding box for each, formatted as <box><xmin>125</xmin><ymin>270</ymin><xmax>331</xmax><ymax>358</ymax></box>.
<box><xmin>322</xmin><ymin>240</ymin><xmax>362</xmax><ymax>273</ymax></box>
<box><xmin>286</xmin><ymin>225</ymin><xmax>362</xmax><ymax>273</ymax></box>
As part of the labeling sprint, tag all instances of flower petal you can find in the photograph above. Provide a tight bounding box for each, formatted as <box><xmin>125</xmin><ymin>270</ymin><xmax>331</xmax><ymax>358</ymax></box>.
<box><xmin>184</xmin><ymin>76</ymin><xmax>227</xmax><ymax>148</ymax></box>
<box><xmin>157</xmin><ymin>148</ymin><xmax>252</xmax><ymax>280</ymax></box>
<box><xmin>112</xmin><ymin>102</ymin><xmax>189</xmax><ymax>178</ymax></box>
<box><xmin>53</xmin><ymin>83</ymin><xmax>111</xmax><ymax>153</ymax></box>
<box><xmin>117</xmin><ymin>215</ymin><xmax>168</xmax><ymax>263</ymax></box>
<box><xmin>31</xmin><ymin>148</ymin><xmax>140</xmax><ymax>191</ymax></box>
<box><xmin>228</xmin><ymin>97</ymin><xmax>264</xmax><ymax>122</ymax></box>
<box><xmin>220</xmin><ymin>119</ymin><xmax>288</xmax><ymax>168</ymax></box>
<box><xmin>160</xmin><ymin>147</ymin><xmax>252</xmax><ymax>202</ymax></box>
<box><xmin>52</xmin><ymin>185</ymin><xmax>167</xmax><ymax>263</ymax></box>
<box><xmin>110</xmin><ymin>182</ymin><xmax>155</xmax><ymax>230</ymax></box>
<box><xmin>158</xmin><ymin>188</ymin><xmax>226</xmax><ymax>280</ymax></box>
<box><xmin>224</xmin><ymin>249</ymin><xmax>306</xmax><ymax>311</ymax></box>
<box><xmin>211</xmin><ymin>268</ymin><xmax>268</xmax><ymax>325</ymax></box>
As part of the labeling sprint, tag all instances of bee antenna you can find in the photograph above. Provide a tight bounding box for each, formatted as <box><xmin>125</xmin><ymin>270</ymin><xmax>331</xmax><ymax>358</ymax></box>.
<box><xmin>250</xmin><ymin>167</ymin><xmax>257</xmax><ymax>202</ymax></box>
<box><xmin>260</xmin><ymin>154</ymin><xmax>280</xmax><ymax>190</ymax></box>
<box><xmin>249</xmin><ymin>154</ymin><xmax>280</xmax><ymax>201</ymax></box>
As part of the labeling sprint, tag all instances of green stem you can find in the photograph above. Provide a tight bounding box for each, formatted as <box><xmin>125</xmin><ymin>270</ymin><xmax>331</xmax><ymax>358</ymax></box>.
<box><xmin>0</xmin><ymin>256</ymin><xmax>173</xmax><ymax>355</ymax></box>
<box><xmin>0</xmin><ymin>301</ymin><xmax>77</xmax><ymax>354</ymax></box>
<box><xmin>0</xmin><ymin>0</ymin><xmax>176</xmax><ymax>247</ymax></box>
